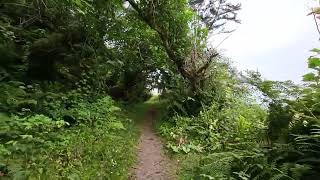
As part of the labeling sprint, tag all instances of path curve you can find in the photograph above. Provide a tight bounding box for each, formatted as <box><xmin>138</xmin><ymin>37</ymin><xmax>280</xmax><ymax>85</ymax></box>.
<box><xmin>129</xmin><ymin>108</ymin><xmax>174</xmax><ymax>180</ymax></box>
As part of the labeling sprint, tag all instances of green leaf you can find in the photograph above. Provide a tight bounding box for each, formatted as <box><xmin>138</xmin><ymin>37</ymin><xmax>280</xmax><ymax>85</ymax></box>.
<box><xmin>109</xmin><ymin>106</ymin><xmax>121</xmax><ymax>112</ymax></box>
<box><xmin>67</xmin><ymin>173</ymin><xmax>81</xmax><ymax>180</ymax></box>
<box><xmin>311</xmin><ymin>48</ymin><xmax>320</xmax><ymax>53</ymax></box>
<box><xmin>0</xmin><ymin>144</ymin><xmax>11</xmax><ymax>156</ymax></box>
<box><xmin>303</xmin><ymin>73</ymin><xmax>316</xmax><ymax>82</ymax></box>
<box><xmin>6</xmin><ymin>140</ymin><xmax>18</xmax><ymax>145</ymax></box>
<box><xmin>109</xmin><ymin>122</ymin><xmax>125</xmax><ymax>130</ymax></box>
<box><xmin>182</xmin><ymin>145</ymin><xmax>190</xmax><ymax>153</ymax></box>
<box><xmin>308</xmin><ymin>57</ymin><xmax>320</xmax><ymax>68</ymax></box>
<box><xmin>168</xmin><ymin>144</ymin><xmax>180</xmax><ymax>153</ymax></box>
<box><xmin>55</xmin><ymin>120</ymin><xmax>69</xmax><ymax>128</ymax></box>
<box><xmin>0</xmin><ymin>113</ymin><xmax>11</xmax><ymax>121</ymax></box>
<box><xmin>25</xmin><ymin>99</ymin><xmax>37</xmax><ymax>105</ymax></box>
<box><xmin>20</xmin><ymin>135</ymin><xmax>33</xmax><ymax>139</ymax></box>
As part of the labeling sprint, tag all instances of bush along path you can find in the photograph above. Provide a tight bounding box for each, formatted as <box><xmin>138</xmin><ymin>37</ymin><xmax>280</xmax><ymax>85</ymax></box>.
<box><xmin>129</xmin><ymin>106</ymin><xmax>176</xmax><ymax>180</ymax></box>
<box><xmin>0</xmin><ymin>96</ymin><xmax>142</xmax><ymax>179</ymax></box>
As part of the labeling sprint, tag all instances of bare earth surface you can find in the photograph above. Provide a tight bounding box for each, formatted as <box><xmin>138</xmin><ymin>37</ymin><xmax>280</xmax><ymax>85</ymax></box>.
<box><xmin>129</xmin><ymin>108</ymin><xmax>175</xmax><ymax>180</ymax></box>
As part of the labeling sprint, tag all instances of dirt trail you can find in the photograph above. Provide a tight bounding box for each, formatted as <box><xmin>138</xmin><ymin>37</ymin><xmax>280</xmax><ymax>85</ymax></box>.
<box><xmin>129</xmin><ymin>108</ymin><xmax>175</xmax><ymax>180</ymax></box>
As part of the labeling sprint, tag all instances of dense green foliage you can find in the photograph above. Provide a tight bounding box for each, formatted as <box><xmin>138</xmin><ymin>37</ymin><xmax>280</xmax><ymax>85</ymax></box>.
<box><xmin>154</xmin><ymin>4</ymin><xmax>320</xmax><ymax>180</ymax></box>
<box><xmin>0</xmin><ymin>0</ymin><xmax>156</xmax><ymax>178</ymax></box>
<box><xmin>0</xmin><ymin>92</ymin><xmax>141</xmax><ymax>179</ymax></box>
<box><xmin>156</xmin><ymin>54</ymin><xmax>320</xmax><ymax>179</ymax></box>
<box><xmin>1</xmin><ymin>0</ymin><xmax>319</xmax><ymax>179</ymax></box>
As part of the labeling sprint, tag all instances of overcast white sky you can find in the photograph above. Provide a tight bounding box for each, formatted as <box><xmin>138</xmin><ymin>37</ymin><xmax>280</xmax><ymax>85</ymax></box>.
<box><xmin>214</xmin><ymin>0</ymin><xmax>320</xmax><ymax>83</ymax></box>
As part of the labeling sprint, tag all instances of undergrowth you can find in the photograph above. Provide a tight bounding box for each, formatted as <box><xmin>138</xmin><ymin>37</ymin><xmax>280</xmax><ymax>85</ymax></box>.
<box><xmin>156</xmin><ymin>52</ymin><xmax>320</xmax><ymax>179</ymax></box>
<box><xmin>0</xmin><ymin>93</ymin><xmax>142</xmax><ymax>179</ymax></box>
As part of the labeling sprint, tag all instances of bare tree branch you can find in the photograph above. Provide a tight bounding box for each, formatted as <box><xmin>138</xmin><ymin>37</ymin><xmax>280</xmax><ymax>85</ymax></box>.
<box><xmin>313</xmin><ymin>13</ymin><xmax>320</xmax><ymax>38</ymax></box>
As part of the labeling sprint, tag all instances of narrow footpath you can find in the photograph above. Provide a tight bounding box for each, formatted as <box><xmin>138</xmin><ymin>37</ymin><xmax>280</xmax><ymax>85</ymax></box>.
<box><xmin>129</xmin><ymin>108</ymin><xmax>175</xmax><ymax>180</ymax></box>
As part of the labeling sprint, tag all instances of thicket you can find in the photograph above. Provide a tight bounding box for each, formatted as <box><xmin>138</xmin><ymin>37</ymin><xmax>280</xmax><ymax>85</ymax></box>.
<box><xmin>0</xmin><ymin>0</ymin><xmax>154</xmax><ymax>178</ymax></box>
<box><xmin>156</xmin><ymin>4</ymin><xmax>320</xmax><ymax>180</ymax></box>
<box><xmin>158</xmin><ymin>57</ymin><xmax>320</xmax><ymax>179</ymax></box>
